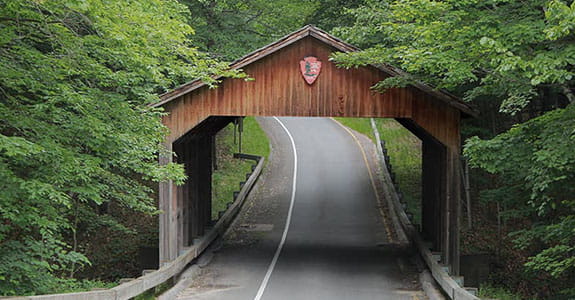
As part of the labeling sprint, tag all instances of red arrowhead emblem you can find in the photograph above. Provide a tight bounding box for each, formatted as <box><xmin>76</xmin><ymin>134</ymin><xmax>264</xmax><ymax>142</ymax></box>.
<box><xmin>300</xmin><ymin>56</ymin><xmax>322</xmax><ymax>85</ymax></box>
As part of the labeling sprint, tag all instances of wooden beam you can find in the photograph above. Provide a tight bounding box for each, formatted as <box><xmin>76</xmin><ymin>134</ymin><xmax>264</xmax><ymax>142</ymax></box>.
<box><xmin>175</xmin><ymin>142</ymin><xmax>184</xmax><ymax>255</ymax></box>
<box><xmin>182</xmin><ymin>143</ymin><xmax>190</xmax><ymax>247</ymax></box>
<box><xmin>448</xmin><ymin>149</ymin><xmax>462</xmax><ymax>275</ymax></box>
<box><xmin>442</xmin><ymin>150</ymin><xmax>452</xmax><ymax>269</ymax></box>
<box><xmin>173</xmin><ymin>116</ymin><xmax>235</xmax><ymax>146</ymax></box>
<box><xmin>159</xmin><ymin>143</ymin><xmax>176</xmax><ymax>264</ymax></box>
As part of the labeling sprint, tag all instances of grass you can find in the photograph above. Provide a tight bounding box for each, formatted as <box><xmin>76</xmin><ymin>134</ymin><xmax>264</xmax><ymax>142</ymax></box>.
<box><xmin>333</xmin><ymin>117</ymin><xmax>422</xmax><ymax>225</ymax></box>
<box><xmin>240</xmin><ymin>117</ymin><xmax>271</xmax><ymax>158</ymax></box>
<box><xmin>211</xmin><ymin>117</ymin><xmax>270</xmax><ymax>220</ymax></box>
<box><xmin>376</xmin><ymin>119</ymin><xmax>422</xmax><ymax>224</ymax></box>
<box><xmin>333</xmin><ymin>117</ymin><xmax>376</xmax><ymax>142</ymax></box>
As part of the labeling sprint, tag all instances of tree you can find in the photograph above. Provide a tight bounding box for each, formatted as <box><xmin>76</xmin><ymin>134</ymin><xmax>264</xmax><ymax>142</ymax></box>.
<box><xmin>303</xmin><ymin>0</ymin><xmax>366</xmax><ymax>32</ymax></box>
<box><xmin>332</xmin><ymin>0</ymin><xmax>574</xmax><ymax>298</ymax></box>
<box><xmin>464</xmin><ymin>105</ymin><xmax>575</xmax><ymax>297</ymax></box>
<box><xmin>0</xmin><ymin>0</ymin><xmax>238</xmax><ymax>295</ymax></box>
<box><xmin>332</xmin><ymin>0</ymin><xmax>574</xmax><ymax>113</ymax></box>
<box><xmin>181</xmin><ymin>0</ymin><xmax>318</xmax><ymax>60</ymax></box>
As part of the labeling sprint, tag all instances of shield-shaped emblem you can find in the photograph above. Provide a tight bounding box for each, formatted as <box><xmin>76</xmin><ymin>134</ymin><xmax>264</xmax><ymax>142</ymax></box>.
<box><xmin>300</xmin><ymin>56</ymin><xmax>322</xmax><ymax>85</ymax></box>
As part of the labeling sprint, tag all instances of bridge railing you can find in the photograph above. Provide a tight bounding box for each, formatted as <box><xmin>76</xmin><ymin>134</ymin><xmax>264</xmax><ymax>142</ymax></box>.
<box><xmin>3</xmin><ymin>155</ymin><xmax>265</xmax><ymax>300</ymax></box>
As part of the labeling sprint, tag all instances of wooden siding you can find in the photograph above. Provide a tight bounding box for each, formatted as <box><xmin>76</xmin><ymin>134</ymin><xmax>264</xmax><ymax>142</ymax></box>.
<box><xmin>161</xmin><ymin>36</ymin><xmax>460</xmax><ymax>150</ymax></box>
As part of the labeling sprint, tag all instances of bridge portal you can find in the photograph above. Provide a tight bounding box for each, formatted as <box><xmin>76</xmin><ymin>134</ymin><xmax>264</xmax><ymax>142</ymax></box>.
<box><xmin>152</xmin><ymin>25</ymin><xmax>476</xmax><ymax>275</ymax></box>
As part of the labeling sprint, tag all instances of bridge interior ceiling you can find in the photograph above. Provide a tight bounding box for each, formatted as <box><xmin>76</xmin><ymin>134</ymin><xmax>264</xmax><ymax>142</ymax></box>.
<box><xmin>157</xmin><ymin>34</ymin><xmax>467</xmax><ymax>275</ymax></box>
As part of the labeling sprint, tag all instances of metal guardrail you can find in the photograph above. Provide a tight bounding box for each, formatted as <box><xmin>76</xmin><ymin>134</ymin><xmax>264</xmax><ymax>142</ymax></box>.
<box><xmin>4</xmin><ymin>155</ymin><xmax>265</xmax><ymax>300</ymax></box>
<box><xmin>369</xmin><ymin>118</ymin><xmax>480</xmax><ymax>300</ymax></box>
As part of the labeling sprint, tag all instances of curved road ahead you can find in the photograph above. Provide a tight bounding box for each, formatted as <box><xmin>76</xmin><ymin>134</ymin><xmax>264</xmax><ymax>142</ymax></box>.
<box><xmin>178</xmin><ymin>117</ymin><xmax>424</xmax><ymax>300</ymax></box>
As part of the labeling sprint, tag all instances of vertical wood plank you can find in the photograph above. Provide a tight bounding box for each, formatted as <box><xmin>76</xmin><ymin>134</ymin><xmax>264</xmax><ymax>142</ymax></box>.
<box><xmin>158</xmin><ymin>142</ymin><xmax>173</xmax><ymax>265</ymax></box>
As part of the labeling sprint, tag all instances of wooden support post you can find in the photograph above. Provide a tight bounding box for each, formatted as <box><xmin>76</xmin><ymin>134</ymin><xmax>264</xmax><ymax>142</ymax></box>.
<box><xmin>176</xmin><ymin>143</ymin><xmax>184</xmax><ymax>255</ymax></box>
<box><xmin>395</xmin><ymin>117</ymin><xmax>461</xmax><ymax>275</ymax></box>
<box><xmin>448</xmin><ymin>148</ymin><xmax>462</xmax><ymax>276</ymax></box>
<box><xmin>174</xmin><ymin>141</ymin><xmax>196</xmax><ymax>255</ymax></box>
<box><xmin>442</xmin><ymin>151</ymin><xmax>452</xmax><ymax>271</ymax></box>
<box><xmin>238</xmin><ymin>117</ymin><xmax>243</xmax><ymax>153</ymax></box>
<box><xmin>182</xmin><ymin>141</ymin><xmax>192</xmax><ymax>248</ymax></box>
<box><xmin>440</xmin><ymin>145</ymin><xmax>450</xmax><ymax>269</ymax></box>
<box><xmin>159</xmin><ymin>142</ymin><xmax>177</xmax><ymax>265</ymax></box>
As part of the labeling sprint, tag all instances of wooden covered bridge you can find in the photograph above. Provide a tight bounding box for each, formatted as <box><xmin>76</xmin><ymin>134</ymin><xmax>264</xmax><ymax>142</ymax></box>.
<box><xmin>152</xmin><ymin>25</ymin><xmax>476</xmax><ymax>275</ymax></box>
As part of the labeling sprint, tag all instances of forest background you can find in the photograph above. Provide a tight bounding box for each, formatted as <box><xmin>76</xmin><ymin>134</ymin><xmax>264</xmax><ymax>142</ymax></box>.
<box><xmin>0</xmin><ymin>0</ymin><xmax>573</xmax><ymax>299</ymax></box>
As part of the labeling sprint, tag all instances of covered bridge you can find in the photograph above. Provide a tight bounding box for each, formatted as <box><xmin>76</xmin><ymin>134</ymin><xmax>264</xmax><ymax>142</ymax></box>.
<box><xmin>152</xmin><ymin>25</ymin><xmax>476</xmax><ymax>275</ymax></box>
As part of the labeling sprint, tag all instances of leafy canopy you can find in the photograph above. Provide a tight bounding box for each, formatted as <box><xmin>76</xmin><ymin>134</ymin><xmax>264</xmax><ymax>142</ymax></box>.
<box><xmin>0</xmin><ymin>0</ymin><xmax>238</xmax><ymax>295</ymax></box>
<box><xmin>465</xmin><ymin>105</ymin><xmax>575</xmax><ymax>292</ymax></box>
<box><xmin>181</xmin><ymin>0</ymin><xmax>318</xmax><ymax>60</ymax></box>
<box><xmin>332</xmin><ymin>0</ymin><xmax>575</xmax><ymax>113</ymax></box>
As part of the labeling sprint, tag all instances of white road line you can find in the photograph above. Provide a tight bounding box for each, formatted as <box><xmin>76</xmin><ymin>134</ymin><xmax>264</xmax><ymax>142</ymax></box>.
<box><xmin>253</xmin><ymin>117</ymin><xmax>298</xmax><ymax>300</ymax></box>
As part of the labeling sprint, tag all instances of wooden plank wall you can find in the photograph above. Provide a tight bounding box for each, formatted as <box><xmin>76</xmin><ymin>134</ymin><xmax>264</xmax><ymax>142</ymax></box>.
<box><xmin>165</xmin><ymin>135</ymin><xmax>214</xmax><ymax>261</ymax></box>
<box><xmin>160</xmin><ymin>117</ymin><xmax>234</xmax><ymax>264</ymax></box>
<box><xmin>422</xmin><ymin>139</ymin><xmax>446</xmax><ymax>251</ymax></box>
<box><xmin>395</xmin><ymin>118</ymin><xmax>461</xmax><ymax>274</ymax></box>
<box><xmin>161</xmin><ymin>36</ymin><xmax>460</xmax><ymax>151</ymax></box>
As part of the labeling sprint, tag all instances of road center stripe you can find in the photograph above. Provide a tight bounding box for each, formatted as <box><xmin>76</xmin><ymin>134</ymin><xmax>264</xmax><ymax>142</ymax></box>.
<box><xmin>330</xmin><ymin>118</ymin><xmax>396</xmax><ymax>244</ymax></box>
<box><xmin>253</xmin><ymin>117</ymin><xmax>298</xmax><ymax>300</ymax></box>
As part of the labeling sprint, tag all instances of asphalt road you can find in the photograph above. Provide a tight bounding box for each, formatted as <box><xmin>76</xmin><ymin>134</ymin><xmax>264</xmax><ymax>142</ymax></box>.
<box><xmin>178</xmin><ymin>117</ymin><xmax>424</xmax><ymax>300</ymax></box>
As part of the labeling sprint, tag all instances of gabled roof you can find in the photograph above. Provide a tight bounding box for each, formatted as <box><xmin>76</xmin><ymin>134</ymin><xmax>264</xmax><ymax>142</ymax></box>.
<box><xmin>154</xmin><ymin>25</ymin><xmax>477</xmax><ymax>117</ymax></box>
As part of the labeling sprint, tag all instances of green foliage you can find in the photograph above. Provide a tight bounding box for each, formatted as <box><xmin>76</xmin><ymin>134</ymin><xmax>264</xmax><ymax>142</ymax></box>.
<box><xmin>241</xmin><ymin>117</ymin><xmax>271</xmax><ymax>158</ymax></box>
<box><xmin>479</xmin><ymin>283</ymin><xmax>526</xmax><ymax>300</ymax></box>
<box><xmin>465</xmin><ymin>104</ymin><xmax>575</xmax><ymax>296</ymax></box>
<box><xmin>0</xmin><ymin>0</ymin><xmax>237</xmax><ymax>295</ymax></box>
<box><xmin>179</xmin><ymin>0</ymin><xmax>369</xmax><ymax>61</ymax></box>
<box><xmin>181</xmin><ymin>0</ymin><xmax>319</xmax><ymax>60</ymax></box>
<box><xmin>212</xmin><ymin>117</ymin><xmax>269</xmax><ymax>219</ymax></box>
<box><xmin>303</xmin><ymin>0</ymin><xmax>366</xmax><ymax>32</ymax></box>
<box><xmin>332</xmin><ymin>0</ymin><xmax>575</xmax><ymax>113</ymax></box>
<box><xmin>376</xmin><ymin>119</ymin><xmax>422</xmax><ymax>224</ymax></box>
<box><xmin>333</xmin><ymin>117</ymin><xmax>376</xmax><ymax>142</ymax></box>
